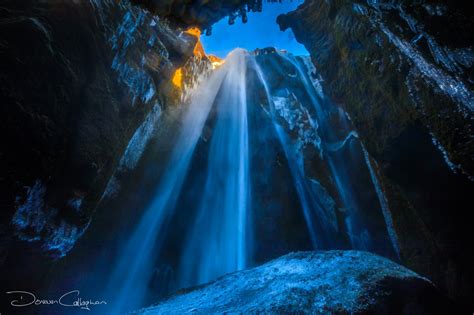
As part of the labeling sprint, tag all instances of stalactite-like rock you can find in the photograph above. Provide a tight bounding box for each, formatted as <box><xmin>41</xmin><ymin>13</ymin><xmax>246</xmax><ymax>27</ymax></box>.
<box><xmin>130</xmin><ymin>0</ymin><xmax>263</xmax><ymax>30</ymax></box>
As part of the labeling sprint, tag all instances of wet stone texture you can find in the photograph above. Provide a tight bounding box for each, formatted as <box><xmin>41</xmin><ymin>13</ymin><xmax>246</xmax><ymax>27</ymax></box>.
<box><xmin>0</xmin><ymin>0</ymin><xmax>195</xmax><ymax>260</ymax></box>
<box><xmin>277</xmin><ymin>0</ymin><xmax>474</xmax><ymax>308</ymax></box>
<box><xmin>135</xmin><ymin>251</ymin><xmax>457</xmax><ymax>315</ymax></box>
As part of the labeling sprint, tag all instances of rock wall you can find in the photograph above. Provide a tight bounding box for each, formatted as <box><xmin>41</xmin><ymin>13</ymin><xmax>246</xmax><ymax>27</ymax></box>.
<box><xmin>0</xmin><ymin>0</ymin><xmax>195</xmax><ymax>259</ymax></box>
<box><xmin>278</xmin><ymin>0</ymin><xmax>474</xmax><ymax>308</ymax></box>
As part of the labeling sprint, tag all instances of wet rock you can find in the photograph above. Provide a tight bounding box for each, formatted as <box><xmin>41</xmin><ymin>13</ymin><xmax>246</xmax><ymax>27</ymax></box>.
<box><xmin>0</xmin><ymin>0</ymin><xmax>194</xmax><ymax>258</ymax></box>
<box><xmin>277</xmin><ymin>0</ymin><xmax>474</xmax><ymax>308</ymax></box>
<box><xmin>134</xmin><ymin>251</ymin><xmax>457</xmax><ymax>314</ymax></box>
<box><xmin>278</xmin><ymin>0</ymin><xmax>473</xmax><ymax>177</ymax></box>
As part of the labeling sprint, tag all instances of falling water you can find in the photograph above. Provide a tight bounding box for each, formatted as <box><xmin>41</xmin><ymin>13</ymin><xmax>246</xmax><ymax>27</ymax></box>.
<box><xmin>362</xmin><ymin>145</ymin><xmax>401</xmax><ymax>258</ymax></box>
<box><xmin>96</xmin><ymin>49</ymin><xmax>397</xmax><ymax>314</ymax></box>
<box><xmin>104</xmin><ymin>59</ymin><xmax>228</xmax><ymax>314</ymax></box>
<box><xmin>250</xmin><ymin>53</ymin><xmax>367</xmax><ymax>250</ymax></box>
<box><xmin>179</xmin><ymin>49</ymin><xmax>250</xmax><ymax>287</ymax></box>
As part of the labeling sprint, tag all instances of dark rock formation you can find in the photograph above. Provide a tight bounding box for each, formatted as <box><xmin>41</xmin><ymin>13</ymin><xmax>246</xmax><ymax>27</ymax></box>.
<box><xmin>246</xmin><ymin>50</ymin><xmax>398</xmax><ymax>260</ymax></box>
<box><xmin>0</xmin><ymin>0</ymin><xmax>194</xmax><ymax>259</ymax></box>
<box><xmin>277</xmin><ymin>0</ymin><xmax>474</xmax><ymax>308</ymax></box>
<box><xmin>278</xmin><ymin>0</ymin><xmax>473</xmax><ymax>177</ymax></box>
<box><xmin>134</xmin><ymin>251</ymin><xmax>457</xmax><ymax>314</ymax></box>
<box><xmin>130</xmin><ymin>0</ymin><xmax>263</xmax><ymax>32</ymax></box>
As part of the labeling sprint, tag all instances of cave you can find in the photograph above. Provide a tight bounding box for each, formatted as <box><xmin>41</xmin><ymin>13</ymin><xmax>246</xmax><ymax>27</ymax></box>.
<box><xmin>0</xmin><ymin>0</ymin><xmax>473</xmax><ymax>314</ymax></box>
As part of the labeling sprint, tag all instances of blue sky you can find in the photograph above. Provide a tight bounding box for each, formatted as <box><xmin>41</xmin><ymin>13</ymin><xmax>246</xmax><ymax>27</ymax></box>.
<box><xmin>201</xmin><ymin>0</ymin><xmax>308</xmax><ymax>58</ymax></box>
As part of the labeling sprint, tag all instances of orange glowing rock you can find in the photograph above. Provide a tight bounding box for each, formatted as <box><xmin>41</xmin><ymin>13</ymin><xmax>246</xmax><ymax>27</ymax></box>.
<box><xmin>185</xmin><ymin>27</ymin><xmax>206</xmax><ymax>57</ymax></box>
<box><xmin>185</xmin><ymin>27</ymin><xmax>201</xmax><ymax>37</ymax></box>
<box><xmin>172</xmin><ymin>27</ymin><xmax>224</xmax><ymax>89</ymax></box>
<box><xmin>172</xmin><ymin>67</ymin><xmax>183</xmax><ymax>88</ymax></box>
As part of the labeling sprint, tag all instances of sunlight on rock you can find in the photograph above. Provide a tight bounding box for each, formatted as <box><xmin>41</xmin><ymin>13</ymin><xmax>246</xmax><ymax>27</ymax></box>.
<box><xmin>172</xmin><ymin>67</ymin><xmax>183</xmax><ymax>89</ymax></box>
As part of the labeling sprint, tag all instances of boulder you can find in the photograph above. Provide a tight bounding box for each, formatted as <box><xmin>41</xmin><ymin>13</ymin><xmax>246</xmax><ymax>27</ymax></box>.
<box><xmin>134</xmin><ymin>251</ymin><xmax>457</xmax><ymax>314</ymax></box>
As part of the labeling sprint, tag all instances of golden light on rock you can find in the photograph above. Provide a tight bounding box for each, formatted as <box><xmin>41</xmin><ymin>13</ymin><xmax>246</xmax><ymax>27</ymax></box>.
<box><xmin>172</xmin><ymin>27</ymin><xmax>225</xmax><ymax>89</ymax></box>
<box><xmin>172</xmin><ymin>67</ymin><xmax>183</xmax><ymax>88</ymax></box>
<box><xmin>185</xmin><ymin>27</ymin><xmax>206</xmax><ymax>58</ymax></box>
<box><xmin>185</xmin><ymin>27</ymin><xmax>201</xmax><ymax>37</ymax></box>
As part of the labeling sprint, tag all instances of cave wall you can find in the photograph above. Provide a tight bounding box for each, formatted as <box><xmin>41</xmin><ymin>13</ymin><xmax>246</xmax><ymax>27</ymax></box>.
<box><xmin>278</xmin><ymin>0</ymin><xmax>474</xmax><ymax>308</ymax></box>
<box><xmin>0</xmin><ymin>0</ymin><xmax>196</xmax><ymax>260</ymax></box>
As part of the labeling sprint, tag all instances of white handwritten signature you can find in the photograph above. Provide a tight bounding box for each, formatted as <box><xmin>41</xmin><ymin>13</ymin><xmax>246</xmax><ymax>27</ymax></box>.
<box><xmin>5</xmin><ymin>290</ymin><xmax>107</xmax><ymax>311</ymax></box>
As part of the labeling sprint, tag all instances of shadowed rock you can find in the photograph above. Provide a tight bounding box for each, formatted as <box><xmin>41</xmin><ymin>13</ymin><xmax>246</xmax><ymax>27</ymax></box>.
<box><xmin>130</xmin><ymin>0</ymin><xmax>263</xmax><ymax>31</ymax></box>
<box><xmin>277</xmin><ymin>0</ymin><xmax>474</xmax><ymax>308</ymax></box>
<box><xmin>0</xmin><ymin>0</ymin><xmax>194</xmax><ymax>259</ymax></box>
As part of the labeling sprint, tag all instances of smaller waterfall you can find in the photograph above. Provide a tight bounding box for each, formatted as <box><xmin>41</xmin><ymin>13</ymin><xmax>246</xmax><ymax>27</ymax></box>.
<box><xmin>104</xmin><ymin>62</ymin><xmax>228</xmax><ymax>314</ymax></box>
<box><xmin>179</xmin><ymin>49</ymin><xmax>251</xmax><ymax>287</ymax></box>
<box><xmin>362</xmin><ymin>145</ymin><xmax>401</xmax><ymax>258</ymax></box>
<box><xmin>277</xmin><ymin>53</ymin><xmax>374</xmax><ymax>251</ymax></box>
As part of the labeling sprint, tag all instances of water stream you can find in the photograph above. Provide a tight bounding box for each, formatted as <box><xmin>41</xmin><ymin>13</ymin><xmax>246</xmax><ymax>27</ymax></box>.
<box><xmin>178</xmin><ymin>49</ymin><xmax>251</xmax><ymax>287</ymax></box>
<box><xmin>105</xmin><ymin>55</ymin><xmax>228</xmax><ymax>313</ymax></box>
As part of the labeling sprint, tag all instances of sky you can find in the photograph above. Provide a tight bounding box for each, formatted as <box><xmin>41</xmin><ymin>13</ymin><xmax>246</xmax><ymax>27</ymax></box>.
<box><xmin>201</xmin><ymin>0</ymin><xmax>308</xmax><ymax>58</ymax></box>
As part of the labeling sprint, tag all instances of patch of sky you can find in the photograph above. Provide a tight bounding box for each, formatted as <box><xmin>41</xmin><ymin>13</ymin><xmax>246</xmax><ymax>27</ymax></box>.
<box><xmin>201</xmin><ymin>1</ymin><xmax>308</xmax><ymax>57</ymax></box>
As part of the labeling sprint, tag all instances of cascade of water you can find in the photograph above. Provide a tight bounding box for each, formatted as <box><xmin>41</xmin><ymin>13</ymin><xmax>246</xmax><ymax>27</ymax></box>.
<box><xmin>104</xmin><ymin>62</ymin><xmax>228</xmax><ymax>314</ymax></box>
<box><xmin>178</xmin><ymin>49</ymin><xmax>251</xmax><ymax>287</ymax></box>
<box><xmin>98</xmin><ymin>50</ymin><xmax>397</xmax><ymax>314</ymax></box>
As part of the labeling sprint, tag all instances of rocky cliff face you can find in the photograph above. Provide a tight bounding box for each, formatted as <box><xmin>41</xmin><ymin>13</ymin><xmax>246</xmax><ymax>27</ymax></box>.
<box><xmin>247</xmin><ymin>49</ymin><xmax>399</xmax><ymax>261</ymax></box>
<box><xmin>0</xmin><ymin>0</ymin><xmax>195</xmax><ymax>259</ymax></box>
<box><xmin>134</xmin><ymin>251</ymin><xmax>457</xmax><ymax>315</ymax></box>
<box><xmin>277</xmin><ymin>0</ymin><xmax>474</xmax><ymax>307</ymax></box>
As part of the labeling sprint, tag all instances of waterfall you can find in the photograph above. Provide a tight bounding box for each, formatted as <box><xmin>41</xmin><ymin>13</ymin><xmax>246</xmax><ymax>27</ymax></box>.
<box><xmin>93</xmin><ymin>49</ymin><xmax>397</xmax><ymax>314</ymax></box>
<box><xmin>104</xmin><ymin>59</ymin><xmax>228</xmax><ymax>314</ymax></box>
<box><xmin>178</xmin><ymin>49</ymin><xmax>251</xmax><ymax>287</ymax></box>
<box><xmin>362</xmin><ymin>145</ymin><xmax>401</xmax><ymax>258</ymax></box>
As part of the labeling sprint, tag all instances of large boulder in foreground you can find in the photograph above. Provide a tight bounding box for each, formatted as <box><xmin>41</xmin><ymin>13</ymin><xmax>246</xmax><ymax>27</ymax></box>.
<box><xmin>134</xmin><ymin>251</ymin><xmax>457</xmax><ymax>314</ymax></box>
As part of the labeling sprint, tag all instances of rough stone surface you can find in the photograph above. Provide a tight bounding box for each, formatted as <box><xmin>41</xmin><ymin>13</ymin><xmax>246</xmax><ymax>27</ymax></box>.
<box><xmin>278</xmin><ymin>0</ymin><xmax>474</xmax><ymax>308</ymax></box>
<box><xmin>131</xmin><ymin>0</ymin><xmax>263</xmax><ymax>31</ymax></box>
<box><xmin>134</xmin><ymin>251</ymin><xmax>456</xmax><ymax>314</ymax></box>
<box><xmin>0</xmin><ymin>0</ymin><xmax>194</xmax><ymax>259</ymax></box>
<box><xmin>278</xmin><ymin>0</ymin><xmax>473</xmax><ymax>177</ymax></box>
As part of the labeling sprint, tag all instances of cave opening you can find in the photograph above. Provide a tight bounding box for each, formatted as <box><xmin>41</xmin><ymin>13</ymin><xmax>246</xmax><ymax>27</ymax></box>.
<box><xmin>200</xmin><ymin>0</ymin><xmax>308</xmax><ymax>57</ymax></box>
